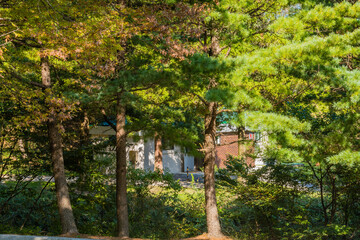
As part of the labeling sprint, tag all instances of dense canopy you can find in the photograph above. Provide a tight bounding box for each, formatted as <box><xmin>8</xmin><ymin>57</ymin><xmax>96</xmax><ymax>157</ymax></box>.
<box><xmin>1</xmin><ymin>0</ymin><xmax>360</xmax><ymax>239</ymax></box>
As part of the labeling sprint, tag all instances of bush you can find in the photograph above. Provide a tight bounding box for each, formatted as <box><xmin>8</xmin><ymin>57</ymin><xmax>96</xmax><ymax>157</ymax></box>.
<box><xmin>0</xmin><ymin>181</ymin><xmax>59</xmax><ymax>235</ymax></box>
<box><xmin>216</xmin><ymin>156</ymin><xmax>360</xmax><ymax>239</ymax></box>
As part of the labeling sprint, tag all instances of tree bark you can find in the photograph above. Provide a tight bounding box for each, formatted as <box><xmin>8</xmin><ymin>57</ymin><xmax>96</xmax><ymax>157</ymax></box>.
<box><xmin>319</xmin><ymin>172</ymin><xmax>329</xmax><ymax>226</ymax></box>
<box><xmin>329</xmin><ymin>174</ymin><xmax>337</xmax><ymax>224</ymax></box>
<box><xmin>41</xmin><ymin>56</ymin><xmax>78</xmax><ymax>234</ymax></box>
<box><xmin>203</xmin><ymin>101</ymin><xmax>223</xmax><ymax>238</ymax></box>
<box><xmin>154</xmin><ymin>133</ymin><xmax>163</xmax><ymax>173</ymax></box>
<box><xmin>81</xmin><ymin>111</ymin><xmax>90</xmax><ymax>140</ymax></box>
<box><xmin>115</xmin><ymin>95</ymin><xmax>129</xmax><ymax>238</ymax></box>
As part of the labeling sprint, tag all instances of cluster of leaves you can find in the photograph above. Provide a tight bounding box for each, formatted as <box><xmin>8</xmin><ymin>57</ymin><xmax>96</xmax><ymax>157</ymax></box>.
<box><xmin>1</xmin><ymin>0</ymin><xmax>360</xmax><ymax>238</ymax></box>
<box><xmin>0</xmin><ymin>181</ymin><xmax>59</xmax><ymax>235</ymax></box>
<box><xmin>0</xmin><ymin>167</ymin><xmax>203</xmax><ymax>239</ymax></box>
<box><xmin>217</xmin><ymin>155</ymin><xmax>360</xmax><ymax>239</ymax></box>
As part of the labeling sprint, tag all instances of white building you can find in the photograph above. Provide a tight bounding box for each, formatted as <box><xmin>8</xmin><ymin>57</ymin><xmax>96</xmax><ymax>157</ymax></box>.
<box><xmin>90</xmin><ymin>126</ymin><xmax>195</xmax><ymax>173</ymax></box>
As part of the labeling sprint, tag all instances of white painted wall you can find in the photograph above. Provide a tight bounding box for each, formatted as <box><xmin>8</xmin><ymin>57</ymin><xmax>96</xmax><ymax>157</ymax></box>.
<box><xmin>184</xmin><ymin>154</ymin><xmax>194</xmax><ymax>171</ymax></box>
<box><xmin>90</xmin><ymin>126</ymin><xmax>195</xmax><ymax>173</ymax></box>
<box><xmin>163</xmin><ymin>145</ymin><xmax>182</xmax><ymax>173</ymax></box>
<box><xmin>126</xmin><ymin>137</ymin><xmax>145</xmax><ymax>169</ymax></box>
<box><xmin>142</xmin><ymin>139</ymin><xmax>195</xmax><ymax>173</ymax></box>
<box><xmin>143</xmin><ymin>138</ymin><xmax>155</xmax><ymax>171</ymax></box>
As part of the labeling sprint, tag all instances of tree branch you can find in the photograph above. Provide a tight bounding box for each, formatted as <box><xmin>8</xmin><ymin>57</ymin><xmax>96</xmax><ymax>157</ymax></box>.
<box><xmin>225</xmin><ymin>46</ymin><xmax>231</xmax><ymax>58</ymax></box>
<box><xmin>4</xmin><ymin>66</ymin><xmax>48</xmax><ymax>89</ymax></box>
<box><xmin>0</xmin><ymin>27</ymin><xmax>18</xmax><ymax>38</ymax></box>
<box><xmin>20</xmin><ymin>176</ymin><xmax>54</xmax><ymax>230</ymax></box>
<box><xmin>129</xmin><ymin>84</ymin><xmax>156</xmax><ymax>92</ymax></box>
<box><xmin>12</xmin><ymin>38</ymin><xmax>42</xmax><ymax>48</ymax></box>
<box><xmin>216</xmin><ymin>109</ymin><xmax>234</xmax><ymax>114</ymax></box>
<box><xmin>191</xmin><ymin>92</ymin><xmax>208</xmax><ymax>106</ymax></box>
<box><xmin>101</xmin><ymin>108</ymin><xmax>117</xmax><ymax>132</ymax></box>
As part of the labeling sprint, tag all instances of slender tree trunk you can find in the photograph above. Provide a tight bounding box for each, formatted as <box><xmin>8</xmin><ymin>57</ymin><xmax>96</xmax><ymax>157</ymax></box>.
<box><xmin>81</xmin><ymin>112</ymin><xmax>90</xmax><ymax>140</ymax></box>
<box><xmin>115</xmin><ymin>95</ymin><xmax>129</xmax><ymax>238</ymax></box>
<box><xmin>41</xmin><ymin>56</ymin><xmax>78</xmax><ymax>234</ymax></box>
<box><xmin>154</xmin><ymin>133</ymin><xmax>163</xmax><ymax>173</ymax></box>
<box><xmin>203</xmin><ymin>101</ymin><xmax>223</xmax><ymax>237</ymax></box>
<box><xmin>319</xmin><ymin>173</ymin><xmax>329</xmax><ymax>226</ymax></box>
<box><xmin>329</xmin><ymin>174</ymin><xmax>337</xmax><ymax>224</ymax></box>
<box><xmin>344</xmin><ymin>194</ymin><xmax>350</xmax><ymax>226</ymax></box>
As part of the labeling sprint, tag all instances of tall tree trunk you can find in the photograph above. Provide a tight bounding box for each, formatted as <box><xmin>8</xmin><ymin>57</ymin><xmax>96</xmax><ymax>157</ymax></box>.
<box><xmin>154</xmin><ymin>133</ymin><xmax>163</xmax><ymax>173</ymax></box>
<box><xmin>115</xmin><ymin>95</ymin><xmax>129</xmax><ymax>238</ymax></box>
<box><xmin>41</xmin><ymin>56</ymin><xmax>78</xmax><ymax>234</ymax></box>
<box><xmin>203</xmin><ymin>101</ymin><xmax>223</xmax><ymax>237</ymax></box>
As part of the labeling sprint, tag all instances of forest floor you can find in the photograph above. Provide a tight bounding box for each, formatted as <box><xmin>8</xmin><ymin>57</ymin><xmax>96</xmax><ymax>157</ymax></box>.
<box><xmin>0</xmin><ymin>234</ymin><xmax>232</xmax><ymax>240</ymax></box>
<box><xmin>60</xmin><ymin>233</ymin><xmax>232</xmax><ymax>240</ymax></box>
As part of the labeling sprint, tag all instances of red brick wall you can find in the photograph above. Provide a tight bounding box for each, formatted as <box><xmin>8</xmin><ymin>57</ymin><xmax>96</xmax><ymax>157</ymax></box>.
<box><xmin>215</xmin><ymin>134</ymin><xmax>239</xmax><ymax>168</ymax></box>
<box><xmin>215</xmin><ymin>132</ymin><xmax>255</xmax><ymax>169</ymax></box>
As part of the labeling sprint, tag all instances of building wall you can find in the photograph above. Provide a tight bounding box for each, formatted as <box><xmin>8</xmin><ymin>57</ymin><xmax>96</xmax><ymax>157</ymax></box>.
<box><xmin>215</xmin><ymin>132</ymin><xmax>257</xmax><ymax>169</ymax></box>
<box><xmin>137</xmin><ymin>138</ymin><xmax>195</xmax><ymax>173</ymax></box>
<box><xmin>90</xmin><ymin>125</ymin><xmax>259</xmax><ymax>172</ymax></box>
<box><xmin>184</xmin><ymin>154</ymin><xmax>194</xmax><ymax>171</ymax></box>
<box><xmin>127</xmin><ymin>138</ymin><xmax>145</xmax><ymax>169</ymax></box>
<box><xmin>163</xmin><ymin>146</ymin><xmax>182</xmax><ymax>173</ymax></box>
<box><xmin>145</xmin><ymin>141</ymin><xmax>194</xmax><ymax>173</ymax></box>
<box><xmin>91</xmin><ymin>133</ymin><xmax>194</xmax><ymax>174</ymax></box>
<box><xmin>215</xmin><ymin>134</ymin><xmax>239</xmax><ymax>168</ymax></box>
<box><xmin>143</xmin><ymin>139</ymin><xmax>155</xmax><ymax>171</ymax></box>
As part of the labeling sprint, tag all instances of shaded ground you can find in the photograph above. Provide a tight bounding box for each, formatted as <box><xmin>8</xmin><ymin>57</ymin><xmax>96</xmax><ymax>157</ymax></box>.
<box><xmin>6</xmin><ymin>172</ymin><xmax>205</xmax><ymax>188</ymax></box>
<box><xmin>172</xmin><ymin>172</ymin><xmax>204</xmax><ymax>188</ymax></box>
<box><xmin>0</xmin><ymin>233</ymin><xmax>232</xmax><ymax>240</ymax></box>
<box><xmin>61</xmin><ymin>233</ymin><xmax>232</xmax><ymax>240</ymax></box>
<box><xmin>0</xmin><ymin>234</ymin><xmax>144</xmax><ymax>240</ymax></box>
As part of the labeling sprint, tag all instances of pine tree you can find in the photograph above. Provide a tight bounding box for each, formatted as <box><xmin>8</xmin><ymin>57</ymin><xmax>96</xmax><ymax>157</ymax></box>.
<box><xmin>170</xmin><ymin>1</ymin><xmax>294</xmax><ymax>236</ymax></box>
<box><xmin>210</xmin><ymin>1</ymin><xmax>360</xmax><ymax>233</ymax></box>
<box><xmin>0</xmin><ymin>0</ymin><xmax>114</xmax><ymax>234</ymax></box>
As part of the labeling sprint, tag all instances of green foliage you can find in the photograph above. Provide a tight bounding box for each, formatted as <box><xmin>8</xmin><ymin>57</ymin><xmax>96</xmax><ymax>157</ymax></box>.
<box><xmin>244</xmin><ymin>112</ymin><xmax>311</xmax><ymax>133</ymax></box>
<box><xmin>0</xmin><ymin>169</ymin><xmax>204</xmax><ymax>239</ymax></box>
<box><xmin>127</xmin><ymin>168</ymin><xmax>198</xmax><ymax>238</ymax></box>
<box><xmin>217</xmin><ymin>156</ymin><xmax>360</xmax><ymax>239</ymax></box>
<box><xmin>0</xmin><ymin>182</ymin><xmax>59</xmax><ymax>235</ymax></box>
<box><xmin>327</xmin><ymin>150</ymin><xmax>360</xmax><ymax>167</ymax></box>
<box><xmin>2</xmin><ymin>0</ymin><xmax>360</xmax><ymax>238</ymax></box>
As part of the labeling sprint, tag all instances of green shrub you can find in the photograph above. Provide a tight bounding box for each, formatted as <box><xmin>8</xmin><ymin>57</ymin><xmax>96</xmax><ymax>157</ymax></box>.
<box><xmin>216</xmin><ymin>156</ymin><xmax>360</xmax><ymax>239</ymax></box>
